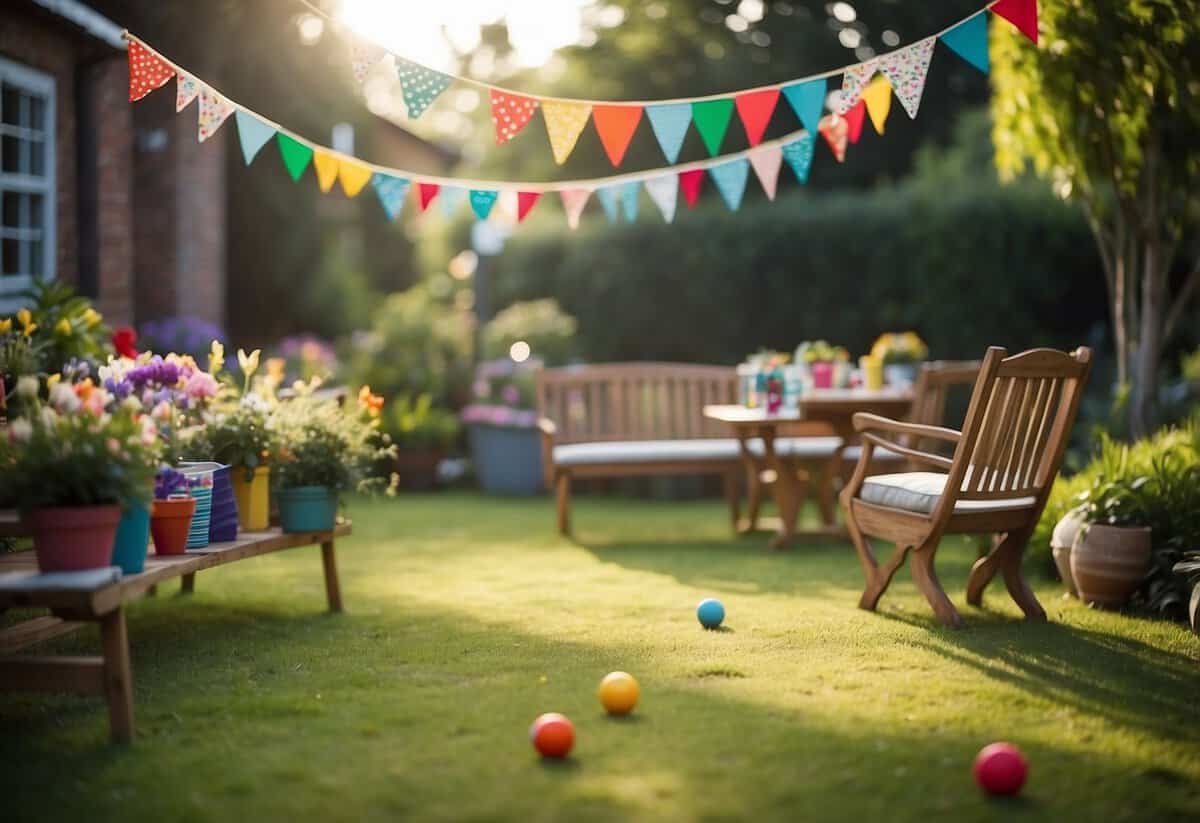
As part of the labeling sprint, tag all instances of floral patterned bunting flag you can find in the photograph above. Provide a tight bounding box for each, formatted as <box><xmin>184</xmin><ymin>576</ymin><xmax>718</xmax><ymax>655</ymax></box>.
<box><xmin>875</xmin><ymin>37</ymin><xmax>936</xmax><ymax>119</ymax></box>
<box><xmin>817</xmin><ymin>114</ymin><xmax>848</xmax><ymax>163</ymax></box>
<box><xmin>176</xmin><ymin>72</ymin><xmax>200</xmax><ymax>112</ymax></box>
<box><xmin>198</xmin><ymin>88</ymin><xmax>235</xmax><ymax>142</ymax></box>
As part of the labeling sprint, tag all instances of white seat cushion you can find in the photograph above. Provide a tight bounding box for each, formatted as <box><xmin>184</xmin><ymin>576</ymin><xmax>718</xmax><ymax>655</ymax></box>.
<box><xmin>841</xmin><ymin>443</ymin><xmax>904</xmax><ymax>463</ymax></box>
<box><xmin>553</xmin><ymin>439</ymin><xmax>741</xmax><ymax>466</ymax></box>
<box><xmin>859</xmin><ymin>472</ymin><xmax>1037</xmax><ymax>515</ymax></box>
<box><xmin>747</xmin><ymin>436</ymin><xmax>844</xmax><ymax>459</ymax></box>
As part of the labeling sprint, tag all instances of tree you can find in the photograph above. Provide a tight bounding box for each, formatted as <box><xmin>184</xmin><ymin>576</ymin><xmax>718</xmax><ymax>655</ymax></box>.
<box><xmin>991</xmin><ymin>0</ymin><xmax>1200</xmax><ymax>436</ymax></box>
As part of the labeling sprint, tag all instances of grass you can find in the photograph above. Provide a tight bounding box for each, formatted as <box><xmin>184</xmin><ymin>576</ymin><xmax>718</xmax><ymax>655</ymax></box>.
<box><xmin>2</xmin><ymin>492</ymin><xmax>1198</xmax><ymax>822</ymax></box>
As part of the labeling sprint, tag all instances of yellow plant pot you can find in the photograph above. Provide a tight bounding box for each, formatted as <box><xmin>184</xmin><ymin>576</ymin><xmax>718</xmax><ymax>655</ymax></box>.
<box><xmin>231</xmin><ymin>465</ymin><xmax>271</xmax><ymax>531</ymax></box>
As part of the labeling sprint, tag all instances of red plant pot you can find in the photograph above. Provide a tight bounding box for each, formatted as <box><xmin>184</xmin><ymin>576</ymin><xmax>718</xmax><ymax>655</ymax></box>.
<box><xmin>26</xmin><ymin>505</ymin><xmax>124</xmax><ymax>573</ymax></box>
<box><xmin>150</xmin><ymin>497</ymin><xmax>197</xmax><ymax>556</ymax></box>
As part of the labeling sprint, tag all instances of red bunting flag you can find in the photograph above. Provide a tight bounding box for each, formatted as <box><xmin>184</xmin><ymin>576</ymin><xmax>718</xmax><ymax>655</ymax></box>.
<box><xmin>517</xmin><ymin>191</ymin><xmax>541</xmax><ymax>222</ymax></box>
<box><xmin>844</xmin><ymin>100</ymin><xmax>866</xmax><ymax>145</ymax></box>
<box><xmin>734</xmin><ymin>89</ymin><xmax>780</xmax><ymax>147</ymax></box>
<box><xmin>679</xmin><ymin>169</ymin><xmax>705</xmax><ymax>209</ymax></box>
<box><xmin>491</xmin><ymin>90</ymin><xmax>540</xmax><ymax>145</ymax></box>
<box><xmin>592</xmin><ymin>105</ymin><xmax>644</xmax><ymax>167</ymax></box>
<box><xmin>418</xmin><ymin>183</ymin><xmax>440</xmax><ymax>211</ymax></box>
<box><xmin>127</xmin><ymin>40</ymin><xmax>175</xmax><ymax>102</ymax></box>
<box><xmin>991</xmin><ymin>0</ymin><xmax>1038</xmax><ymax>44</ymax></box>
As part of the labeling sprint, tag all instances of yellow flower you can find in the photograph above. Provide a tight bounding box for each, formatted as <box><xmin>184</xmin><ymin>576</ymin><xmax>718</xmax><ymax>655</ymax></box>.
<box><xmin>82</xmin><ymin>308</ymin><xmax>102</xmax><ymax>328</ymax></box>
<box><xmin>0</xmin><ymin>318</ymin><xmax>11</xmax><ymax>334</ymax></box>
<box><xmin>47</xmin><ymin>374</ymin><xmax>61</xmax><ymax>388</ymax></box>
<box><xmin>208</xmin><ymin>340</ymin><xmax>225</xmax><ymax>375</ymax></box>
<box><xmin>237</xmin><ymin>348</ymin><xmax>261</xmax><ymax>378</ymax></box>
<box><xmin>266</xmin><ymin>357</ymin><xmax>286</xmax><ymax>383</ymax></box>
<box><xmin>55</xmin><ymin>318</ymin><xmax>73</xmax><ymax>336</ymax></box>
<box><xmin>17</xmin><ymin>308</ymin><xmax>36</xmax><ymax>337</ymax></box>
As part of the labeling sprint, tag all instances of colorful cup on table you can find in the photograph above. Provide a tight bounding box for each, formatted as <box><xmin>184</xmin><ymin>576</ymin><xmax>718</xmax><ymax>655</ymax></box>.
<box><xmin>810</xmin><ymin>361</ymin><xmax>834</xmax><ymax>390</ymax></box>
<box><xmin>860</xmin><ymin>355</ymin><xmax>883</xmax><ymax>390</ymax></box>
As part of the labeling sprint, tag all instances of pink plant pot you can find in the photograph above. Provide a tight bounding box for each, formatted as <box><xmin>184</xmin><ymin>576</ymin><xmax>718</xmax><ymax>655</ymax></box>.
<box><xmin>26</xmin><ymin>505</ymin><xmax>124</xmax><ymax>573</ymax></box>
<box><xmin>811</xmin><ymin>361</ymin><xmax>834</xmax><ymax>389</ymax></box>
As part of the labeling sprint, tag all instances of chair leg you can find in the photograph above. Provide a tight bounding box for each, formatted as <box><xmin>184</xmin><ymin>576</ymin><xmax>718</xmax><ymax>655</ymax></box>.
<box><xmin>910</xmin><ymin>543</ymin><xmax>963</xmax><ymax>628</ymax></box>
<box><xmin>555</xmin><ymin>473</ymin><xmax>572</xmax><ymax>536</ymax></box>
<box><xmin>845</xmin><ymin>506</ymin><xmax>909</xmax><ymax>611</ymax></box>
<box><xmin>966</xmin><ymin>527</ymin><xmax>1045</xmax><ymax>620</ymax></box>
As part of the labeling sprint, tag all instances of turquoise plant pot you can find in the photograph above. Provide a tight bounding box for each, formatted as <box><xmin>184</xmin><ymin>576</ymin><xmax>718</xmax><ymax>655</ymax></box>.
<box><xmin>111</xmin><ymin>502</ymin><xmax>151</xmax><ymax>575</ymax></box>
<box><xmin>277</xmin><ymin>486</ymin><xmax>337</xmax><ymax>533</ymax></box>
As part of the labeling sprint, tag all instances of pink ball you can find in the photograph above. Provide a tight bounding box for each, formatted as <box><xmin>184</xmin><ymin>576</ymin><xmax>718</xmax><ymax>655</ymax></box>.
<box><xmin>974</xmin><ymin>742</ymin><xmax>1028</xmax><ymax>796</ymax></box>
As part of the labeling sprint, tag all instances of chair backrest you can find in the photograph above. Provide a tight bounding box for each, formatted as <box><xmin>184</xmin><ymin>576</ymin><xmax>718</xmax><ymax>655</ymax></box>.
<box><xmin>904</xmin><ymin>360</ymin><xmax>982</xmax><ymax>454</ymax></box>
<box><xmin>946</xmin><ymin>346</ymin><xmax>1092</xmax><ymax>506</ymax></box>
<box><xmin>536</xmin><ymin>362</ymin><xmax>738</xmax><ymax>444</ymax></box>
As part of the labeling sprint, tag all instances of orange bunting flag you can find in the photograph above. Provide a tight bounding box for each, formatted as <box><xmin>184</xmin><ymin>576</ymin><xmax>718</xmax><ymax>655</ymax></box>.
<box><xmin>127</xmin><ymin>40</ymin><xmax>174</xmax><ymax>101</ymax></box>
<box><xmin>991</xmin><ymin>0</ymin><xmax>1038</xmax><ymax>44</ymax></box>
<box><xmin>312</xmin><ymin>151</ymin><xmax>340</xmax><ymax>193</ymax></box>
<box><xmin>491</xmin><ymin>90</ymin><xmax>540</xmax><ymax>145</ymax></box>
<box><xmin>418</xmin><ymin>183</ymin><xmax>440</xmax><ymax>211</ymax></box>
<box><xmin>338</xmin><ymin>159</ymin><xmax>374</xmax><ymax>198</ymax></box>
<box><xmin>734</xmin><ymin>89</ymin><xmax>780</xmax><ymax>147</ymax></box>
<box><xmin>517</xmin><ymin>191</ymin><xmax>541</xmax><ymax>222</ymax></box>
<box><xmin>592</xmin><ymin>105</ymin><xmax>644</xmax><ymax>167</ymax></box>
<box><xmin>844</xmin><ymin>100</ymin><xmax>866</xmax><ymax>144</ymax></box>
<box><xmin>818</xmin><ymin>114</ymin><xmax>848</xmax><ymax>163</ymax></box>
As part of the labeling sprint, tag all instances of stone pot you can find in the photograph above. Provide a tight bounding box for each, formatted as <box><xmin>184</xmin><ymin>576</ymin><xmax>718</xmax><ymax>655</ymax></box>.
<box><xmin>1070</xmin><ymin>523</ymin><xmax>1152</xmax><ymax>608</ymax></box>
<box><xmin>1050</xmin><ymin>507</ymin><xmax>1087</xmax><ymax>597</ymax></box>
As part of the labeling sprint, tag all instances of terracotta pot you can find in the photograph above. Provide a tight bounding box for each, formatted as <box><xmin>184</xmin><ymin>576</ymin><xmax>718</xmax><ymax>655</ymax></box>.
<box><xmin>27</xmin><ymin>505</ymin><xmax>123</xmax><ymax>573</ymax></box>
<box><xmin>1070</xmin><ymin>524</ymin><xmax>1152</xmax><ymax>608</ymax></box>
<box><xmin>393</xmin><ymin>448</ymin><xmax>445</xmax><ymax>492</ymax></box>
<box><xmin>151</xmin><ymin>497</ymin><xmax>197</xmax><ymax>556</ymax></box>
<box><xmin>1050</xmin><ymin>507</ymin><xmax>1087</xmax><ymax>597</ymax></box>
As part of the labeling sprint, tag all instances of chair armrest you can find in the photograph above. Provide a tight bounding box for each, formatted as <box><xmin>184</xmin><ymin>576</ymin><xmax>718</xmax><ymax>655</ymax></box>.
<box><xmin>852</xmin><ymin>413</ymin><xmax>961</xmax><ymax>444</ymax></box>
<box><xmin>537</xmin><ymin>418</ymin><xmax>558</xmax><ymax>438</ymax></box>
<box><xmin>538</xmin><ymin>418</ymin><xmax>558</xmax><ymax>489</ymax></box>
<box><xmin>859</xmin><ymin>433</ymin><xmax>954</xmax><ymax>471</ymax></box>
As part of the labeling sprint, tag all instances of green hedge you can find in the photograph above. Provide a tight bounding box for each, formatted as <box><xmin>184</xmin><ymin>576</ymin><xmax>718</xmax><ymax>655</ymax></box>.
<box><xmin>489</xmin><ymin>179</ymin><xmax>1107</xmax><ymax>366</ymax></box>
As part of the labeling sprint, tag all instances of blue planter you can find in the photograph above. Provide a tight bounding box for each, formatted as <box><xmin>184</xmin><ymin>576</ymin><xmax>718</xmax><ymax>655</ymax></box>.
<box><xmin>468</xmin><ymin>423</ymin><xmax>543</xmax><ymax>495</ymax></box>
<box><xmin>111</xmin><ymin>502</ymin><xmax>150</xmax><ymax>575</ymax></box>
<box><xmin>180</xmin><ymin>462</ymin><xmax>239</xmax><ymax>543</ymax></box>
<box><xmin>277</xmin><ymin>486</ymin><xmax>337</xmax><ymax>533</ymax></box>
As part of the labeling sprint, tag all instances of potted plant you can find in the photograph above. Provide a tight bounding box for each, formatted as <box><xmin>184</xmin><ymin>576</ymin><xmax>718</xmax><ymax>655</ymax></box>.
<box><xmin>388</xmin><ymin>391</ymin><xmax>460</xmax><ymax>491</ymax></box>
<box><xmin>461</xmin><ymin>358</ymin><xmax>544</xmax><ymax>495</ymax></box>
<box><xmin>269</xmin><ymin>381</ymin><xmax>395</xmax><ymax>533</ymax></box>
<box><xmin>0</xmin><ymin>376</ymin><xmax>159</xmax><ymax>572</ymax></box>
<box><xmin>1050</xmin><ymin>505</ymin><xmax>1087</xmax><ymax>597</ymax></box>
<box><xmin>1070</xmin><ymin>474</ymin><xmax>1153</xmax><ymax>608</ymax></box>
<box><xmin>870</xmin><ymin>331</ymin><xmax>929</xmax><ymax>387</ymax></box>
<box><xmin>149</xmin><ymin>466</ymin><xmax>196</xmax><ymax>556</ymax></box>
<box><xmin>795</xmin><ymin>341</ymin><xmax>850</xmax><ymax>389</ymax></box>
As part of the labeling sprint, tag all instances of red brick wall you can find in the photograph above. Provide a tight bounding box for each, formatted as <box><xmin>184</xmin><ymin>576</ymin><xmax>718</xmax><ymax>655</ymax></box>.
<box><xmin>90</xmin><ymin>55</ymin><xmax>135</xmax><ymax>326</ymax></box>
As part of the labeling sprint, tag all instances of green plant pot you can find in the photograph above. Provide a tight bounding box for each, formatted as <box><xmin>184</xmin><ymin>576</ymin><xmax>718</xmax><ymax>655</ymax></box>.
<box><xmin>277</xmin><ymin>486</ymin><xmax>337</xmax><ymax>533</ymax></box>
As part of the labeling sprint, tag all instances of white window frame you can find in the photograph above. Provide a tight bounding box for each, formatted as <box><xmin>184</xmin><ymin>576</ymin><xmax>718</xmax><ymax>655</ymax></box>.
<box><xmin>0</xmin><ymin>56</ymin><xmax>56</xmax><ymax>312</ymax></box>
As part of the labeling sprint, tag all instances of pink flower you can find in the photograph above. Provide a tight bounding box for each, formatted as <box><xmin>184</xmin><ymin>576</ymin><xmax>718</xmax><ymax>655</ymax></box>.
<box><xmin>184</xmin><ymin>371</ymin><xmax>219</xmax><ymax>400</ymax></box>
<box><xmin>106</xmin><ymin>438</ymin><xmax>121</xmax><ymax>455</ymax></box>
<box><xmin>151</xmin><ymin>401</ymin><xmax>173</xmax><ymax>421</ymax></box>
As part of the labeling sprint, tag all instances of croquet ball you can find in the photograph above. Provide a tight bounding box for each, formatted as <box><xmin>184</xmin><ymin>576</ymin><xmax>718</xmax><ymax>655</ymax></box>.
<box><xmin>530</xmin><ymin>712</ymin><xmax>574</xmax><ymax>758</ymax></box>
<box><xmin>697</xmin><ymin>598</ymin><xmax>725</xmax><ymax>629</ymax></box>
<box><xmin>598</xmin><ymin>671</ymin><xmax>640</xmax><ymax>716</ymax></box>
<box><xmin>974</xmin><ymin>742</ymin><xmax>1028</xmax><ymax>795</ymax></box>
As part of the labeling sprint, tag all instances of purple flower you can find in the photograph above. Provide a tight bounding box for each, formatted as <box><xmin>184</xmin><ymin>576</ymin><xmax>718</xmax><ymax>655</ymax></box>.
<box><xmin>154</xmin><ymin>466</ymin><xmax>189</xmax><ymax>500</ymax></box>
<box><xmin>502</xmin><ymin>385</ymin><xmax>520</xmax><ymax>406</ymax></box>
<box><xmin>105</xmin><ymin>377</ymin><xmax>133</xmax><ymax>400</ymax></box>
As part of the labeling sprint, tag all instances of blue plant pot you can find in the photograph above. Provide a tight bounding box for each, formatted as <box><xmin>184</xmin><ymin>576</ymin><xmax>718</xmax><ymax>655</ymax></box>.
<box><xmin>467</xmin><ymin>423</ymin><xmax>543</xmax><ymax>496</ymax></box>
<box><xmin>111</xmin><ymin>502</ymin><xmax>151</xmax><ymax>575</ymax></box>
<box><xmin>180</xmin><ymin>462</ymin><xmax>239</xmax><ymax>543</ymax></box>
<box><xmin>277</xmin><ymin>486</ymin><xmax>337</xmax><ymax>533</ymax></box>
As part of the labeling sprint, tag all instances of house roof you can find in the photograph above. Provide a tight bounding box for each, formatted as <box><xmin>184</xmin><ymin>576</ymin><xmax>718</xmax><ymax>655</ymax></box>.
<box><xmin>28</xmin><ymin>0</ymin><xmax>126</xmax><ymax>50</ymax></box>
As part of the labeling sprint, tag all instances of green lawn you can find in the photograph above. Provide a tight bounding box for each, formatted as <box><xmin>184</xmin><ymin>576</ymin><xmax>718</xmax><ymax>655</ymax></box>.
<box><xmin>2</xmin><ymin>493</ymin><xmax>1198</xmax><ymax>822</ymax></box>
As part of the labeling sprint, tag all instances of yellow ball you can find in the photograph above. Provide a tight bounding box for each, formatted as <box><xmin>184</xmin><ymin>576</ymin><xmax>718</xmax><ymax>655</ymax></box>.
<box><xmin>598</xmin><ymin>671</ymin><xmax>639</xmax><ymax>716</ymax></box>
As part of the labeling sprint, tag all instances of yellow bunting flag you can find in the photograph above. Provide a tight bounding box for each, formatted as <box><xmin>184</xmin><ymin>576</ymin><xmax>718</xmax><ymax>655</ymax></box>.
<box><xmin>339</xmin><ymin>158</ymin><xmax>374</xmax><ymax>197</ymax></box>
<box><xmin>861</xmin><ymin>75</ymin><xmax>892</xmax><ymax>135</ymax></box>
<box><xmin>312</xmin><ymin>151</ymin><xmax>339</xmax><ymax>193</ymax></box>
<box><xmin>542</xmin><ymin>100</ymin><xmax>593</xmax><ymax>165</ymax></box>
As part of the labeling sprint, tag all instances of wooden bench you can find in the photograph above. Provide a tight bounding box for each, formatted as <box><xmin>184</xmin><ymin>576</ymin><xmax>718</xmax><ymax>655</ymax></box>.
<box><xmin>0</xmin><ymin>521</ymin><xmax>350</xmax><ymax>742</ymax></box>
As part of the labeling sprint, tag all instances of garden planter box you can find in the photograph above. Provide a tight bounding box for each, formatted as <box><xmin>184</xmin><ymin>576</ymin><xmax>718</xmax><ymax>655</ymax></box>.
<box><xmin>467</xmin><ymin>423</ymin><xmax>543</xmax><ymax>496</ymax></box>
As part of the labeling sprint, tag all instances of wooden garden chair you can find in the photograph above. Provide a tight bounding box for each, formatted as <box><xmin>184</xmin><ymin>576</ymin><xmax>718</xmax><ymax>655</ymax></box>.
<box><xmin>839</xmin><ymin>346</ymin><xmax>1092</xmax><ymax>627</ymax></box>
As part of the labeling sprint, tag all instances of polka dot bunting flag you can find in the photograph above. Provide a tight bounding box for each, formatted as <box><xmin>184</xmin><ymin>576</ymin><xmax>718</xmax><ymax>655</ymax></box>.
<box><xmin>127</xmin><ymin>40</ymin><xmax>175</xmax><ymax>102</ymax></box>
<box><xmin>491</xmin><ymin>89</ymin><xmax>540</xmax><ymax>145</ymax></box>
<box><xmin>396</xmin><ymin>59</ymin><xmax>452</xmax><ymax>119</ymax></box>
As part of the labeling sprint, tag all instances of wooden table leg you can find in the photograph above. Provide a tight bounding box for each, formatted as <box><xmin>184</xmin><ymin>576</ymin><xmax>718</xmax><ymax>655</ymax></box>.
<box><xmin>99</xmin><ymin>608</ymin><xmax>135</xmax><ymax>743</ymax></box>
<box><xmin>180</xmin><ymin>573</ymin><xmax>195</xmax><ymax>595</ymax></box>
<box><xmin>761</xmin><ymin>429</ymin><xmax>802</xmax><ymax>549</ymax></box>
<box><xmin>321</xmin><ymin>540</ymin><xmax>343</xmax><ymax>613</ymax></box>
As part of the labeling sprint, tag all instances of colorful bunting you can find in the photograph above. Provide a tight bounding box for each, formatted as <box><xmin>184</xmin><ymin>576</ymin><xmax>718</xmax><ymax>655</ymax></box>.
<box><xmin>351</xmin><ymin>43</ymin><xmax>386</xmax><ymax>84</ymax></box>
<box><xmin>644</xmin><ymin>175</ymin><xmax>678</xmax><ymax>223</ymax></box>
<box><xmin>596</xmin><ymin>186</ymin><xmax>620</xmax><ymax>223</ymax></box>
<box><xmin>818</xmin><ymin>114</ymin><xmax>848</xmax><ymax>164</ymax></box>
<box><xmin>176</xmin><ymin>72</ymin><xmax>199</xmax><ymax>112</ymax></box>
<box><xmin>542</xmin><ymin>100</ymin><xmax>592</xmax><ymax>165</ymax></box>
<box><xmin>876</xmin><ymin>37</ymin><xmax>936</xmax><ymax>119</ymax></box>
<box><xmin>991</xmin><ymin>0</ymin><xmax>1038</xmax><ymax>44</ymax></box>
<box><xmin>592</xmin><ymin>105</ymin><xmax>644</xmax><ymax>167</ymax></box>
<box><xmin>339</xmin><ymin>159</ymin><xmax>374</xmax><ymax>198</ymax></box>
<box><xmin>396</xmin><ymin>59</ymin><xmax>452</xmax><ymax>118</ymax></box>
<box><xmin>470</xmin><ymin>189</ymin><xmax>499</xmax><ymax>220</ymax></box>
<box><xmin>516</xmin><ymin>192</ymin><xmax>541</xmax><ymax>222</ymax></box>
<box><xmin>417</xmin><ymin>183</ymin><xmax>440</xmax><ymax>211</ymax></box>
<box><xmin>491</xmin><ymin>90</ymin><xmax>540</xmax><ymax>145</ymax></box>
<box><xmin>679</xmin><ymin>169</ymin><xmax>705</xmax><ymax>209</ymax></box>
<box><xmin>127</xmin><ymin>40</ymin><xmax>174</xmax><ymax>102</ymax></box>
<box><xmin>645</xmin><ymin>103</ymin><xmax>692</xmax><ymax>164</ymax></box>
<box><xmin>735</xmin><ymin>89</ymin><xmax>780</xmax><ymax>147</ymax></box>
<box><xmin>372</xmin><ymin>173</ymin><xmax>410</xmax><ymax>221</ymax></box>
<box><xmin>560</xmin><ymin>189</ymin><xmax>591</xmax><ymax>230</ymax></box>
<box><xmin>839</xmin><ymin>60</ymin><xmax>877</xmax><ymax>114</ymax></box>
<box><xmin>781</xmin><ymin>135</ymin><xmax>816</xmax><ymax>184</ymax></box>
<box><xmin>940</xmin><ymin>14</ymin><xmax>989</xmax><ymax>73</ymax></box>
<box><xmin>781</xmin><ymin>79</ymin><xmax>826</xmax><ymax>135</ymax></box>
<box><xmin>197</xmin><ymin>88</ymin><xmax>235</xmax><ymax>143</ymax></box>
<box><xmin>277</xmin><ymin>133</ymin><xmax>314</xmax><ymax>181</ymax></box>
<box><xmin>439</xmin><ymin>186</ymin><xmax>467</xmax><ymax>217</ymax></box>
<box><xmin>709</xmin><ymin>158</ymin><xmax>750</xmax><ymax>212</ymax></box>
<box><xmin>844</xmin><ymin>100</ymin><xmax>866</xmax><ymax>144</ymax></box>
<box><xmin>234</xmin><ymin>111</ymin><xmax>276</xmax><ymax>164</ymax></box>
<box><xmin>748</xmin><ymin>146</ymin><xmax>783</xmax><ymax>201</ymax></box>
<box><xmin>691</xmin><ymin>99</ymin><xmax>735</xmax><ymax>157</ymax></box>
<box><xmin>312</xmin><ymin>151</ymin><xmax>340</xmax><ymax>193</ymax></box>
<box><xmin>618</xmin><ymin>181</ymin><xmax>640</xmax><ymax>223</ymax></box>
<box><xmin>861</xmin><ymin>77</ymin><xmax>892</xmax><ymax>135</ymax></box>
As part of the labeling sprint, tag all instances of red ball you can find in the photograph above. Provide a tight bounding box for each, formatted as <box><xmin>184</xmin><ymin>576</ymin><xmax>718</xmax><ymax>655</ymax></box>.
<box><xmin>530</xmin><ymin>713</ymin><xmax>574</xmax><ymax>758</ymax></box>
<box><xmin>974</xmin><ymin>742</ymin><xmax>1028</xmax><ymax>795</ymax></box>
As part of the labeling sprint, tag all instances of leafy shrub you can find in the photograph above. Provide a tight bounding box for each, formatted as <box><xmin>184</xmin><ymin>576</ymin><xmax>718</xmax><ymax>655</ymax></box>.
<box><xmin>481</xmin><ymin>299</ymin><xmax>577</xmax><ymax>366</ymax></box>
<box><xmin>388</xmin><ymin>394</ymin><xmax>461</xmax><ymax>451</ymax></box>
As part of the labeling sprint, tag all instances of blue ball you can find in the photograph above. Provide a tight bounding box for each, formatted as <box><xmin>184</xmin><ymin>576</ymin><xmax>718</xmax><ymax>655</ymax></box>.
<box><xmin>697</xmin><ymin>598</ymin><xmax>725</xmax><ymax>629</ymax></box>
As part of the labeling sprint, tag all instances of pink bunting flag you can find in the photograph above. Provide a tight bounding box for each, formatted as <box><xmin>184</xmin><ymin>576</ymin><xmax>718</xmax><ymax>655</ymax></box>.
<box><xmin>491</xmin><ymin>90</ymin><xmax>540</xmax><ymax>145</ymax></box>
<box><xmin>560</xmin><ymin>189</ymin><xmax>591</xmax><ymax>230</ymax></box>
<box><xmin>748</xmin><ymin>146</ymin><xmax>783</xmax><ymax>201</ymax></box>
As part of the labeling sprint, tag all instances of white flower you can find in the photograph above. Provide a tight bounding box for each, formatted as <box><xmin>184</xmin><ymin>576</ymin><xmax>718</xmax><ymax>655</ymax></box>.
<box><xmin>48</xmin><ymin>382</ymin><xmax>80</xmax><ymax>413</ymax></box>
<box><xmin>122</xmin><ymin>396</ymin><xmax>142</xmax><ymax>413</ymax></box>
<box><xmin>8</xmin><ymin>418</ymin><xmax>32</xmax><ymax>442</ymax></box>
<box><xmin>15</xmin><ymin>375</ymin><xmax>38</xmax><ymax>399</ymax></box>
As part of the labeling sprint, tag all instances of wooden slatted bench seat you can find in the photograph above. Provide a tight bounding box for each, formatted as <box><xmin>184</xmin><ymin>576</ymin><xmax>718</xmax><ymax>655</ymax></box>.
<box><xmin>0</xmin><ymin>521</ymin><xmax>350</xmax><ymax>742</ymax></box>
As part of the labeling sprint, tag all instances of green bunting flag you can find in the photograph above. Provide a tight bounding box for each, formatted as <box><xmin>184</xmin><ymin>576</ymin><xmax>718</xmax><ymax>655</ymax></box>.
<box><xmin>276</xmin><ymin>133</ymin><xmax>314</xmax><ymax>181</ymax></box>
<box><xmin>691</xmin><ymin>99</ymin><xmax>735</xmax><ymax>157</ymax></box>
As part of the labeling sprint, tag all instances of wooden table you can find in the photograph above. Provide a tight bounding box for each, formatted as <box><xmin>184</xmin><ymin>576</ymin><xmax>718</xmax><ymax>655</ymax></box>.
<box><xmin>0</xmin><ymin>523</ymin><xmax>351</xmax><ymax>743</ymax></box>
<box><xmin>705</xmin><ymin>388</ymin><xmax>912</xmax><ymax>548</ymax></box>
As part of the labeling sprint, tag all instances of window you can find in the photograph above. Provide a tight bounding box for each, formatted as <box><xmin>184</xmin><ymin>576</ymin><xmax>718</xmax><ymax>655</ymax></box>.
<box><xmin>0</xmin><ymin>57</ymin><xmax>55</xmax><ymax>309</ymax></box>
